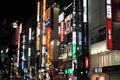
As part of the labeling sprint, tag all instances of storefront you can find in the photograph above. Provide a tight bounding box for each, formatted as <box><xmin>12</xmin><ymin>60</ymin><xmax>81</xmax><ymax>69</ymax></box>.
<box><xmin>91</xmin><ymin>73</ymin><xmax>109</xmax><ymax>80</ymax></box>
<box><xmin>103</xmin><ymin>65</ymin><xmax>120</xmax><ymax>80</ymax></box>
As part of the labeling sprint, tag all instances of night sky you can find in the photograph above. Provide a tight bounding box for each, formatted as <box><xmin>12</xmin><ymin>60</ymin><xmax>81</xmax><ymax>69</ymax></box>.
<box><xmin>0</xmin><ymin>0</ymin><xmax>61</xmax><ymax>24</ymax></box>
<box><xmin>0</xmin><ymin>0</ymin><xmax>37</xmax><ymax>24</ymax></box>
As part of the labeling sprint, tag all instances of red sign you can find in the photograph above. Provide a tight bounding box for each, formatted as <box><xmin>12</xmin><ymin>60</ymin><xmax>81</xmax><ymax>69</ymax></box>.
<box><xmin>107</xmin><ymin>19</ymin><xmax>113</xmax><ymax>50</ymax></box>
<box><xmin>106</xmin><ymin>1</ymin><xmax>113</xmax><ymax>50</ymax></box>
<box><xmin>60</xmin><ymin>22</ymin><xmax>64</xmax><ymax>42</ymax></box>
<box><xmin>85</xmin><ymin>57</ymin><xmax>89</xmax><ymax>68</ymax></box>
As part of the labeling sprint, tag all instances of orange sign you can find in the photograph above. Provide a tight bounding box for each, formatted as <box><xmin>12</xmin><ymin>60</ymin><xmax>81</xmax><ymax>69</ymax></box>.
<box><xmin>46</xmin><ymin>8</ymin><xmax>50</xmax><ymax>21</ymax></box>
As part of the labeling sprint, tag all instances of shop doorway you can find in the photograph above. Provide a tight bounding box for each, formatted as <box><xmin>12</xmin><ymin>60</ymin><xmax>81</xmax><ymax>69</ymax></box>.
<box><xmin>92</xmin><ymin>74</ymin><xmax>109</xmax><ymax>80</ymax></box>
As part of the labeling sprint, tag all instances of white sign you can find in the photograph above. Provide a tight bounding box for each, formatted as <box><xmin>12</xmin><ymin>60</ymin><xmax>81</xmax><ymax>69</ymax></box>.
<box><xmin>107</xmin><ymin>5</ymin><xmax>112</xmax><ymax>19</ymax></box>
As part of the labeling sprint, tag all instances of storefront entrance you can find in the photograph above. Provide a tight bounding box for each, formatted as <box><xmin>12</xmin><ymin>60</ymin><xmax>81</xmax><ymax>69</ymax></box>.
<box><xmin>92</xmin><ymin>73</ymin><xmax>109</xmax><ymax>80</ymax></box>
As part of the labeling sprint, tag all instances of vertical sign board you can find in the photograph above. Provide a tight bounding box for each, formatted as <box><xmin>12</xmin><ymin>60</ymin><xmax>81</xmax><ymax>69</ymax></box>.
<box><xmin>59</xmin><ymin>12</ymin><xmax>64</xmax><ymax>39</ymax></box>
<box><xmin>78</xmin><ymin>32</ymin><xmax>82</xmax><ymax>55</ymax></box>
<box><xmin>72</xmin><ymin>31</ymin><xmax>76</xmax><ymax>57</ymax></box>
<box><xmin>83</xmin><ymin>0</ymin><xmax>88</xmax><ymax>49</ymax></box>
<box><xmin>83</xmin><ymin>0</ymin><xmax>89</xmax><ymax>69</ymax></box>
<box><xmin>60</xmin><ymin>22</ymin><xmax>64</xmax><ymax>42</ymax></box>
<box><xmin>45</xmin><ymin>8</ymin><xmax>51</xmax><ymax>27</ymax></box>
<box><xmin>106</xmin><ymin>0</ymin><xmax>113</xmax><ymax>50</ymax></box>
<box><xmin>45</xmin><ymin>8</ymin><xmax>50</xmax><ymax>22</ymax></box>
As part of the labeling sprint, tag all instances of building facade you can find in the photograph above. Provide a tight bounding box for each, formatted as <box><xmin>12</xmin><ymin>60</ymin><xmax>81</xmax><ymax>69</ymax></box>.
<box><xmin>89</xmin><ymin>0</ymin><xmax>120</xmax><ymax>80</ymax></box>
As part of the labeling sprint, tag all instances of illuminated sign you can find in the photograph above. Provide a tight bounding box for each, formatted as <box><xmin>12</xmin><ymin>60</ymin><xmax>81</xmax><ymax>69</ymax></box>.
<box><xmin>45</xmin><ymin>18</ymin><xmax>51</xmax><ymax>26</ymax></box>
<box><xmin>83</xmin><ymin>0</ymin><xmax>87</xmax><ymax>22</ymax></box>
<box><xmin>60</xmin><ymin>21</ymin><xmax>64</xmax><ymax>42</ymax></box>
<box><xmin>37</xmin><ymin>1</ymin><xmax>40</xmax><ymax>22</ymax></box>
<box><xmin>59</xmin><ymin>12</ymin><xmax>64</xmax><ymax>22</ymax></box>
<box><xmin>65</xmin><ymin>14</ymin><xmax>72</xmax><ymax>21</ymax></box>
<box><xmin>78</xmin><ymin>32</ymin><xmax>82</xmax><ymax>45</ymax></box>
<box><xmin>85</xmin><ymin>57</ymin><xmax>89</xmax><ymax>68</ymax></box>
<box><xmin>29</xmin><ymin>28</ymin><xmax>32</xmax><ymax>41</ymax></box>
<box><xmin>65</xmin><ymin>14</ymin><xmax>72</xmax><ymax>34</ymax></box>
<box><xmin>106</xmin><ymin>0</ymin><xmax>113</xmax><ymax>50</ymax></box>
<box><xmin>94</xmin><ymin>67</ymin><xmax>102</xmax><ymax>73</ymax></box>
<box><xmin>72</xmin><ymin>31</ymin><xmax>76</xmax><ymax>57</ymax></box>
<box><xmin>42</xmin><ymin>34</ymin><xmax>47</xmax><ymax>45</ymax></box>
<box><xmin>65</xmin><ymin>68</ymin><xmax>74</xmax><ymax>74</ymax></box>
<box><xmin>46</xmin><ymin>8</ymin><xmax>50</xmax><ymax>21</ymax></box>
<box><xmin>45</xmin><ymin>8</ymin><xmax>51</xmax><ymax>27</ymax></box>
<box><xmin>42</xmin><ymin>46</ymin><xmax>47</xmax><ymax>54</ymax></box>
<box><xmin>72</xmin><ymin>44</ymin><xmax>76</xmax><ymax>57</ymax></box>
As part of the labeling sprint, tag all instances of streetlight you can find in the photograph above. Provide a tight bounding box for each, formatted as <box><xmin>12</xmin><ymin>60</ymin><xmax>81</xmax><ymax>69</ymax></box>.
<box><xmin>12</xmin><ymin>21</ymin><xmax>19</xmax><ymax>28</ymax></box>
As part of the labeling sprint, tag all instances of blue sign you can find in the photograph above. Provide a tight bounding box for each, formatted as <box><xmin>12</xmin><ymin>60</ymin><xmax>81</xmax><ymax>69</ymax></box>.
<box><xmin>45</xmin><ymin>19</ymin><xmax>51</xmax><ymax>26</ymax></box>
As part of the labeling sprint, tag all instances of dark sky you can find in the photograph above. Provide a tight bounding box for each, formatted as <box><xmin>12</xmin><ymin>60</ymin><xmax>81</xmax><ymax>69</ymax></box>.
<box><xmin>0</xmin><ymin>0</ymin><xmax>37</xmax><ymax>53</ymax></box>
<box><xmin>0</xmin><ymin>0</ymin><xmax>62</xmax><ymax>24</ymax></box>
<box><xmin>0</xmin><ymin>0</ymin><xmax>37</xmax><ymax>24</ymax></box>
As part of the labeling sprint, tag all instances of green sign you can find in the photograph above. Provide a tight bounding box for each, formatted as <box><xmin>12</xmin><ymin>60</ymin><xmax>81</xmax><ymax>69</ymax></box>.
<box><xmin>72</xmin><ymin>44</ymin><xmax>76</xmax><ymax>57</ymax></box>
<box><xmin>65</xmin><ymin>68</ymin><xmax>74</xmax><ymax>74</ymax></box>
